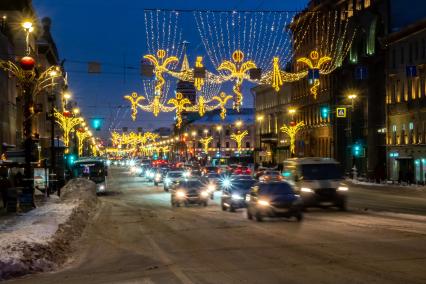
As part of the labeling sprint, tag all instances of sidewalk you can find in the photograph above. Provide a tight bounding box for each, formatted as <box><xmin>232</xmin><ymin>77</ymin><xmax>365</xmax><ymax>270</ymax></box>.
<box><xmin>346</xmin><ymin>178</ymin><xmax>426</xmax><ymax>193</ymax></box>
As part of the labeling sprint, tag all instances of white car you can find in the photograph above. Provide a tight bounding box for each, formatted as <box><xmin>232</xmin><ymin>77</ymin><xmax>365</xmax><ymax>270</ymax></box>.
<box><xmin>163</xmin><ymin>171</ymin><xmax>184</xmax><ymax>192</ymax></box>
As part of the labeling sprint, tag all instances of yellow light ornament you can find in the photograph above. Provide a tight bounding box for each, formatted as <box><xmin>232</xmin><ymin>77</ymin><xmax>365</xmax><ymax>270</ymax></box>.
<box><xmin>124</xmin><ymin>92</ymin><xmax>145</xmax><ymax>121</ymax></box>
<box><xmin>296</xmin><ymin>50</ymin><xmax>331</xmax><ymax>99</ymax></box>
<box><xmin>167</xmin><ymin>92</ymin><xmax>191</xmax><ymax>129</ymax></box>
<box><xmin>76</xmin><ymin>129</ymin><xmax>91</xmax><ymax>157</ymax></box>
<box><xmin>272</xmin><ymin>57</ymin><xmax>283</xmax><ymax>92</ymax></box>
<box><xmin>211</xmin><ymin>92</ymin><xmax>233</xmax><ymax>120</ymax></box>
<box><xmin>199</xmin><ymin>136</ymin><xmax>213</xmax><ymax>153</ymax></box>
<box><xmin>54</xmin><ymin>109</ymin><xmax>82</xmax><ymax>152</ymax></box>
<box><xmin>280</xmin><ymin>121</ymin><xmax>305</xmax><ymax>155</ymax></box>
<box><xmin>194</xmin><ymin>56</ymin><xmax>205</xmax><ymax>91</ymax></box>
<box><xmin>230</xmin><ymin>130</ymin><xmax>248</xmax><ymax>152</ymax></box>
<box><xmin>218</xmin><ymin>50</ymin><xmax>257</xmax><ymax>111</ymax></box>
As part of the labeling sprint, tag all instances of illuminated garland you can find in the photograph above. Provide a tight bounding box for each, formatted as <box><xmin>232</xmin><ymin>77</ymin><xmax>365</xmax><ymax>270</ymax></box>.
<box><xmin>124</xmin><ymin>92</ymin><xmax>145</xmax><ymax>121</ymax></box>
<box><xmin>76</xmin><ymin>129</ymin><xmax>91</xmax><ymax>157</ymax></box>
<box><xmin>230</xmin><ymin>130</ymin><xmax>248</xmax><ymax>152</ymax></box>
<box><xmin>199</xmin><ymin>136</ymin><xmax>213</xmax><ymax>153</ymax></box>
<box><xmin>54</xmin><ymin>109</ymin><xmax>83</xmax><ymax>151</ymax></box>
<box><xmin>167</xmin><ymin>92</ymin><xmax>191</xmax><ymax>128</ymax></box>
<box><xmin>280</xmin><ymin>121</ymin><xmax>305</xmax><ymax>154</ymax></box>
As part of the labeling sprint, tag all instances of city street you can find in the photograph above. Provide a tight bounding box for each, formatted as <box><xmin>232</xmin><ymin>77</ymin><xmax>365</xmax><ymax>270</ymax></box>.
<box><xmin>8</xmin><ymin>167</ymin><xmax>426</xmax><ymax>284</ymax></box>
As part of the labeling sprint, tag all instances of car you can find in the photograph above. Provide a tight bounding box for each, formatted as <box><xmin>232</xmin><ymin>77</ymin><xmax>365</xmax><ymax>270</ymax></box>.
<box><xmin>154</xmin><ymin>168</ymin><xmax>169</xmax><ymax>186</ymax></box>
<box><xmin>170</xmin><ymin>179</ymin><xmax>210</xmax><ymax>207</ymax></box>
<box><xmin>283</xmin><ymin>158</ymin><xmax>348</xmax><ymax>210</ymax></box>
<box><xmin>72</xmin><ymin>159</ymin><xmax>108</xmax><ymax>195</ymax></box>
<box><xmin>232</xmin><ymin>174</ymin><xmax>253</xmax><ymax>180</ymax></box>
<box><xmin>221</xmin><ymin>178</ymin><xmax>257</xmax><ymax>212</ymax></box>
<box><xmin>233</xmin><ymin>166</ymin><xmax>251</xmax><ymax>175</ymax></box>
<box><xmin>259</xmin><ymin>170</ymin><xmax>282</xmax><ymax>182</ymax></box>
<box><xmin>246</xmin><ymin>181</ymin><xmax>303</xmax><ymax>222</ymax></box>
<box><xmin>163</xmin><ymin>171</ymin><xmax>184</xmax><ymax>191</ymax></box>
<box><xmin>202</xmin><ymin>166</ymin><xmax>219</xmax><ymax>175</ymax></box>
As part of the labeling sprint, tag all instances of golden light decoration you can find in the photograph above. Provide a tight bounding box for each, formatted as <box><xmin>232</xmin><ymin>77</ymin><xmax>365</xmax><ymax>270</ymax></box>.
<box><xmin>296</xmin><ymin>50</ymin><xmax>331</xmax><ymax>99</ymax></box>
<box><xmin>54</xmin><ymin>109</ymin><xmax>82</xmax><ymax>152</ymax></box>
<box><xmin>280</xmin><ymin>121</ymin><xmax>305</xmax><ymax>155</ymax></box>
<box><xmin>199</xmin><ymin>136</ymin><xmax>213</xmax><ymax>153</ymax></box>
<box><xmin>211</xmin><ymin>92</ymin><xmax>233</xmax><ymax>120</ymax></box>
<box><xmin>194</xmin><ymin>56</ymin><xmax>205</xmax><ymax>90</ymax></box>
<box><xmin>230</xmin><ymin>130</ymin><xmax>248</xmax><ymax>152</ymax></box>
<box><xmin>124</xmin><ymin>92</ymin><xmax>145</xmax><ymax>121</ymax></box>
<box><xmin>167</xmin><ymin>92</ymin><xmax>191</xmax><ymax>129</ymax></box>
<box><xmin>143</xmin><ymin>49</ymin><xmax>178</xmax><ymax>97</ymax></box>
<box><xmin>197</xmin><ymin>95</ymin><xmax>206</xmax><ymax>117</ymax></box>
<box><xmin>76</xmin><ymin>129</ymin><xmax>91</xmax><ymax>157</ymax></box>
<box><xmin>272</xmin><ymin>57</ymin><xmax>283</xmax><ymax>92</ymax></box>
<box><xmin>218</xmin><ymin>50</ymin><xmax>257</xmax><ymax>111</ymax></box>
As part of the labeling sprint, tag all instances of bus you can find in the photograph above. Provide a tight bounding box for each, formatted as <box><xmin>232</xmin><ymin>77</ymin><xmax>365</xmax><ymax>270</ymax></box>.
<box><xmin>72</xmin><ymin>158</ymin><xmax>108</xmax><ymax>195</ymax></box>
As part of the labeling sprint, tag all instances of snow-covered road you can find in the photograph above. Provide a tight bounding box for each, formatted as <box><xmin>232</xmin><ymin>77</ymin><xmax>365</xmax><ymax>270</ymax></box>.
<box><xmin>7</xmin><ymin>167</ymin><xmax>426</xmax><ymax>284</ymax></box>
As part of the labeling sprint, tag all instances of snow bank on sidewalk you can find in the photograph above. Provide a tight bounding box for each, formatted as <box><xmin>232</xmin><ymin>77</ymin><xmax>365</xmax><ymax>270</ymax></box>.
<box><xmin>0</xmin><ymin>178</ymin><xmax>97</xmax><ymax>280</ymax></box>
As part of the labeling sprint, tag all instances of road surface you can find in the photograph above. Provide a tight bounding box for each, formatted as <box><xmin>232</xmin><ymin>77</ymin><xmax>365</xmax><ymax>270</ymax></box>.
<box><xmin>8</xmin><ymin>167</ymin><xmax>426</xmax><ymax>284</ymax></box>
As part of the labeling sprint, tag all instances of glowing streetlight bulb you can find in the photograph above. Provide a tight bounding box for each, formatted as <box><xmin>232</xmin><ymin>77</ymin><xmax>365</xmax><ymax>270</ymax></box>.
<box><xmin>73</xmin><ymin>108</ymin><xmax>80</xmax><ymax>114</ymax></box>
<box><xmin>191</xmin><ymin>131</ymin><xmax>196</xmax><ymax>137</ymax></box>
<box><xmin>288</xmin><ymin>108</ymin><xmax>296</xmax><ymax>115</ymax></box>
<box><xmin>63</xmin><ymin>91</ymin><xmax>71</xmax><ymax>100</ymax></box>
<box><xmin>216</xmin><ymin>125</ymin><xmax>222</xmax><ymax>131</ymax></box>
<box><xmin>22</xmin><ymin>21</ymin><xmax>33</xmax><ymax>30</ymax></box>
<box><xmin>235</xmin><ymin>120</ymin><xmax>243</xmax><ymax>128</ymax></box>
<box><xmin>348</xmin><ymin>94</ymin><xmax>358</xmax><ymax>100</ymax></box>
<box><xmin>256</xmin><ymin>115</ymin><xmax>264</xmax><ymax>122</ymax></box>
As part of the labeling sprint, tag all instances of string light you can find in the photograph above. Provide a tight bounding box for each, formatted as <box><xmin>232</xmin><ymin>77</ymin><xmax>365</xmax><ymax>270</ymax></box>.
<box><xmin>124</xmin><ymin>92</ymin><xmax>145</xmax><ymax>121</ymax></box>
<box><xmin>199</xmin><ymin>136</ymin><xmax>213</xmax><ymax>153</ymax></box>
<box><xmin>54</xmin><ymin>109</ymin><xmax>83</xmax><ymax>152</ymax></box>
<box><xmin>167</xmin><ymin>92</ymin><xmax>191</xmax><ymax>128</ymax></box>
<box><xmin>211</xmin><ymin>92</ymin><xmax>233</xmax><ymax>120</ymax></box>
<box><xmin>280</xmin><ymin>121</ymin><xmax>305</xmax><ymax>154</ymax></box>
<box><xmin>76</xmin><ymin>128</ymin><xmax>91</xmax><ymax>157</ymax></box>
<box><xmin>230</xmin><ymin>130</ymin><xmax>248</xmax><ymax>152</ymax></box>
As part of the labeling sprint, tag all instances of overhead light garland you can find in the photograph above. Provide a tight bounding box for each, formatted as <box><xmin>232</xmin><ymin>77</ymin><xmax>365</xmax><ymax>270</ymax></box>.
<box><xmin>124</xmin><ymin>92</ymin><xmax>145</xmax><ymax>121</ymax></box>
<box><xmin>199</xmin><ymin>136</ymin><xmax>213</xmax><ymax>153</ymax></box>
<box><xmin>167</xmin><ymin>92</ymin><xmax>191</xmax><ymax>128</ymax></box>
<box><xmin>230</xmin><ymin>130</ymin><xmax>248</xmax><ymax>152</ymax></box>
<box><xmin>280</xmin><ymin>121</ymin><xmax>305</xmax><ymax>155</ymax></box>
<box><xmin>54</xmin><ymin>109</ymin><xmax>83</xmax><ymax>152</ymax></box>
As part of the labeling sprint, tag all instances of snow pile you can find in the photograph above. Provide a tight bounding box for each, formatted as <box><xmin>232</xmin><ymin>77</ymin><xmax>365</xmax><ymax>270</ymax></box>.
<box><xmin>0</xmin><ymin>178</ymin><xmax>97</xmax><ymax>280</ymax></box>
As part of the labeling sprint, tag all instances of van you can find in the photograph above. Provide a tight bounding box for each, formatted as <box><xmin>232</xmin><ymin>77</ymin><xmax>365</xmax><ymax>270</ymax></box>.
<box><xmin>283</xmin><ymin>158</ymin><xmax>348</xmax><ymax>210</ymax></box>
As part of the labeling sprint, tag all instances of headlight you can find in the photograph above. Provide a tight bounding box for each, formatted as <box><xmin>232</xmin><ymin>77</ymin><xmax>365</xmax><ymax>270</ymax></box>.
<box><xmin>135</xmin><ymin>167</ymin><xmax>142</xmax><ymax>174</ymax></box>
<box><xmin>130</xmin><ymin>166</ymin><xmax>136</xmax><ymax>173</ymax></box>
<box><xmin>301</xmin><ymin>187</ymin><xmax>313</xmax><ymax>193</ymax></box>
<box><xmin>165</xmin><ymin>178</ymin><xmax>171</xmax><ymax>184</ymax></box>
<box><xmin>231</xmin><ymin>194</ymin><xmax>243</xmax><ymax>200</ymax></box>
<box><xmin>149</xmin><ymin>172</ymin><xmax>154</xmax><ymax>178</ymax></box>
<box><xmin>183</xmin><ymin>171</ymin><xmax>191</xmax><ymax>177</ymax></box>
<box><xmin>176</xmin><ymin>190</ymin><xmax>186</xmax><ymax>198</ymax></box>
<box><xmin>222</xmin><ymin>178</ymin><xmax>231</xmax><ymax>188</ymax></box>
<box><xmin>98</xmin><ymin>184</ymin><xmax>105</xmax><ymax>191</ymax></box>
<box><xmin>200</xmin><ymin>191</ymin><xmax>209</xmax><ymax>198</ymax></box>
<box><xmin>207</xmin><ymin>184</ymin><xmax>216</xmax><ymax>192</ymax></box>
<box><xmin>258</xmin><ymin>200</ymin><xmax>270</xmax><ymax>206</ymax></box>
<box><xmin>155</xmin><ymin>173</ymin><xmax>161</xmax><ymax>179</ymax></box>
<box><xmin>338</xmin><ymin>186</ymin><xmax>348</xmax><ymax>191</ymax></box>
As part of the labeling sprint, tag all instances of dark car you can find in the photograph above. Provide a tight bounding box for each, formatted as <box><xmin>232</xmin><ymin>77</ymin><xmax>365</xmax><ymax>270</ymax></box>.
<box><xmin>221</xmin><ymin>178</ymin><xmax>257</xmax><ymax>212</ymax></box>
<box><xmin>247</xmin><ymin>181</ymin><xmax>303</xmax><ymax>222</ymax></box>
<box><xmin>171</xmin><ymin>179</ymin><xmax>210</xmax><ymax>207</ymax></box>
<box><xmin>202</xmin><ymin>166</ymin><xmax>219</xmax><ymax>175</ymax></box>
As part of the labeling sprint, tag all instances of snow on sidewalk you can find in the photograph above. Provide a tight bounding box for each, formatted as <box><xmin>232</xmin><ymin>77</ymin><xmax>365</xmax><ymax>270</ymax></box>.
<box><xmin>0</xmin><ymin>178</ymin><xmax>97</xmax><ymax>280</ymax></box>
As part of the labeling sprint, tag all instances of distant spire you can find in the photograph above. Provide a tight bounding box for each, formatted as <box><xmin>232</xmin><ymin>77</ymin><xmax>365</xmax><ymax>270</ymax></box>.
<box><xmin>181</xmin><ymin>53</ymin><xmax>190</xmax><ymax>72</ymax></box>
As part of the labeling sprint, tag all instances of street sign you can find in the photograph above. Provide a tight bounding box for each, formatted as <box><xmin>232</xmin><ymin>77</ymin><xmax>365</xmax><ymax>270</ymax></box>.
<box><xmin>336</xmin><ymin>107</ymin><xmax>347</xmax><ymax>118</ymax></box>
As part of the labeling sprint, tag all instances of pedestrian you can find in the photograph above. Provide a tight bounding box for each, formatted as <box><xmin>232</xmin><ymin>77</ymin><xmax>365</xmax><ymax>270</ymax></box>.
<box><xmin>0</xmin><ymin>168</ymin><xmax>11</xmax><ymax>209</ymax></box>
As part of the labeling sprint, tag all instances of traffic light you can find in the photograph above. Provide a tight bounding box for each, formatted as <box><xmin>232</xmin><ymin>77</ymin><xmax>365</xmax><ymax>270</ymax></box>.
<box><xmin>352</xmin><ymin>144</ymin><xmax>365</xmax><ymax>157</ymax></box>
<box><xmin>320</xmin><ymin>106</ymin><xmax>330</xmax><ymax>119</ymax></box>
<box><xmin>91</xmin><ymin>118</ymin><xmax>102</xmax><ymax>131</ymax></box>
<box><xmin>65</xmin><ymin>154</ymin><xmax>76</xmax><ymax>166</ymax></box>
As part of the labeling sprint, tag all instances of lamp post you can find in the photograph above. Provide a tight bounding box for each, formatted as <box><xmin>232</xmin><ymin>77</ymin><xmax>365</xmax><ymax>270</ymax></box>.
<box><xmin>347</xmin><ymin>93</ymin><xmax>358</xmax><ymax>171</ymax></box>
<box><xmin>256</xmin><ymin>115</ymin><xmax>264</xmax><ymax>163</ymax></box>
<box><xmin>191</xmin><ymin>131</ymin><xmax>196</xmax><ymax>159</ymax></box>
<box><xmin>216</xmin><ymin>125</ymin><xmax>222</xmax><ymax>156</ymax></box>
<box><xmin>48</xmin><ymin>69</ymin><xmax>59</xmax><ymax>196</ymax></box>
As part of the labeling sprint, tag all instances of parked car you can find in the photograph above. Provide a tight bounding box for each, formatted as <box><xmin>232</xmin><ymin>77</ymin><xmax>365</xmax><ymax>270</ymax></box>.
<box><xmin>170</xmin><ymin>179</ymin><xmax>210</xmax><ymax>207</ymax></box>
<box><xmin>202</xmin><ymin>166</ymin><xmax>219</xmax><ymax>175</ymax></box>
<box><xmin>233</xmin><ymin>166</ymin><xmax>251</xmax><ymax>175</ymax></box>
<box><xmin>283</xmin><ymin>158</ymin><xmax>348</xmax><ymax>210</ymax></box>
<box><xmin>259</xmin><ymin>170</ymin><xmax>282</xmax><ymax>182</ymax></box>
<box><xmin>246</xmin><ymin>181</ymin><xmax>303</xmax><ymax>222</ymax></box>
<box><xmin>164</xmin><ymin>171</ymin><xmax>184</xmax><ymax>192</ymax></box>
<box><xmin>221</xmin><ymin>178</ymin><xmax>257</xmax><ymax>212</ymax></box>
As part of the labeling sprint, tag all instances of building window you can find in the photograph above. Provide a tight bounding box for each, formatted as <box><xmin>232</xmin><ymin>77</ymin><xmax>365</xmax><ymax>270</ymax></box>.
<box><xmin>392</xmin><ymin>125</ymin><xmax>397</xmax><ymax>132</ymax></box>
<box><xmin>409</xmin><ymin>42</ymin><xmax>413</xmax><ymax>63</ymax></box>
<box><xmin>401</xmin><ymin>46</ymin><xmax>404</xmax><ymax>64</ymax></box>
<box><xmin>225</xmin><ymin>141</ymin><xmax>229</xmax><ymax>148</ymax></box>
<box><xmin>409</xmin><ymin>122</ymin><xmax>414</xmax><ymax>130</ymax></box>
<box><xmin>348</xmin><ymin>1</ymin><xmax>353</xmax><ymax>17</ymax></box>
<box><xmin>350</xmin><ymin>44</ymin><xmax>358</xmax><ymax>63</ymax></box>
<box><xmin>356</xmin><ymin>0</ymin><xmax>362</xmax><ymax>10</ymax></box>
<box><xmin>364</xmin><ymin>0</ymin><xmax>371</xmax><ymax>8</ymax></box>
<box><xmin>246</xmin><ymin>141</ymin><xmax>250</xmax><ymax>148</ymax></box>
<box><xmin>225</xmin><ymin>129</ymin><xmax>230</xmax><ymax>136</ymax></box>
<box><xmin>415</xmin><ymin>41</ymin><xmax>419</xmax><ymax>60</ymax></box>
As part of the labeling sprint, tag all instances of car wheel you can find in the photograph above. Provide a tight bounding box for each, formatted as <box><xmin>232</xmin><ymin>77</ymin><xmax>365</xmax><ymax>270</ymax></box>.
<box><xmin>296</xmin><ymin>213</ymin><xmax>303</xmax><ymax>222</ymax></box>
<box><xmin>247</xmin><ymin>209</ymin><xmax>253</xmax><ymax>220</ymax></box>
<box><xmin>230</xmin><ymin>205</ymin><xmax>236</xmax><ymax>212</ymax></box>
<box><xmin>338</xmin><ymin>202</ymin><xmax>347</xmax><ymax>211</ymax></box>
<box><xmin>221</xmin><ymin>202</ymin><xmax>227</xmax><ymax>211</ymax></box>
<box><xmin>255</xmin><ymin>212</ymin><xmax>263</xmax><ymax>222</ymax></box>
<box><xmin>203</xmin><ymin>201</ymin><xmax>208</xmax><ymax>207</ymax></box>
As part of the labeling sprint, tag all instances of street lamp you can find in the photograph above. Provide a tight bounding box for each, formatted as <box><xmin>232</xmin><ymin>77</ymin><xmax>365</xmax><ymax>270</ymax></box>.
<box><xmin>73</xmin><ymin>107</ymin><xmax>80</xmax><ymax>115</ymax></box>
<box><xmin>348</xmin><ymin>93</ymin><xmax>358</xmax><ymax>109</ymax></box>
<box><xmin>235</xmin><ymin>120</ymin><xmax>243</xmax><ymax>128</ymax></box>
<box><xmin>216</xmin><ymin>125</ymin><xmax>222</xmax><ymax>155</ymax></box>
<box><xmin>203</xmin><ymin>129</ymin><xmax>209</xmax><ymax>136</ymax></box>
<box><xmin>191</xmin><ymin>131</ymin><xmax>197</xmax><ymax>158</ymax></box>
<box><xmin>256</xmin><ymin>115</ymin><xmax>264</xmax><ymax>162</ymax></box>
<box><xmin>288</xmin><ymin>108</ymin><xmax>297</xmax><ymax>121</ymax></box>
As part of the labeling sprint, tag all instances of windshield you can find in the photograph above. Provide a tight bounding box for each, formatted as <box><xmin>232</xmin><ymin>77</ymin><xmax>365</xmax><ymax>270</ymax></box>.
<box><xmin>169</xmin><ymin>172</ymin><xmax>183</xmax><ymax>178</ymax></box>
<box><xmin>265</xmin><ymin>171</ymin><xmax>280</xmax><ymax>176</ymax></box>
<box><xmin>182</xmin><ymin>181</ymin><xmax>203</xmax><ymax>189</ymax></box>
<box><xmin>233</xmin><ymin>180</ymin><xmax>256</xmax><ymax>190</ymax></box>
<box><xmin>73</xmin><ymin>162</ymin><xmax>106</xmax><ymax>183</ymax></box>
<box><xmin>301</xmin><ymin>164</ymin><xmax>343</xmax><ymax>180</ymax></box>
<box><xmin>259</xmin><ymin>183</ymin><xmax>294</xmax><ymax>195</ymax></box>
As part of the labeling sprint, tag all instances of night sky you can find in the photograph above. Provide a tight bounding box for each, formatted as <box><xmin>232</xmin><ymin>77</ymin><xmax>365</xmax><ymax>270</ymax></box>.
<box><xmin>32</xmin><ymin>0</ymin><xmax>308</xmax><ymax>138</ymax></box>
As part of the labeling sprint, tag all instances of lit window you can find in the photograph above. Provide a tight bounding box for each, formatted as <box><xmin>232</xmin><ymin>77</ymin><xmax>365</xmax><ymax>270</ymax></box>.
<box><xmin>364</xmin><ymin>0</ymin><xmax>371</xmax><ymax>8</ymax></box>
<box><xmin>409</xmin><ymin>122</ymin><xmax>414</xmax><ymax>130</ymax></box>
<box><xmin>392</xmin><ymin>125</ymin><xmax>397</xmax><ymax>132</ymax></box>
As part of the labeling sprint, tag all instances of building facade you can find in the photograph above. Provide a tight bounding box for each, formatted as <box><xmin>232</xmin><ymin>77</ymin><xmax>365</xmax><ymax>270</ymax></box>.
<box><xmin>386</xmin><ymin>19</ymin><xmax>426</xmax><ymax>183</ymax></box>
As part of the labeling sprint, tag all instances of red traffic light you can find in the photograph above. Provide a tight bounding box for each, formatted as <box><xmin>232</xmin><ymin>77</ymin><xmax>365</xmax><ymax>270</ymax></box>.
<box><xmin>20</xmin><ymin>56</ymin><xmax>36</xmax><ymax>70</ymax></box>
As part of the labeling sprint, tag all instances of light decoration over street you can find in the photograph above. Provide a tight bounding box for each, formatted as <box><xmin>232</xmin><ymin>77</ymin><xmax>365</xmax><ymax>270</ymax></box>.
<box><xmin>194</xmin><ymin>56</ymin><xmax>205</xmax><ymax>90</ymax></box>
<box><xmin>199</xmin><ymin>136</ymin><xmax>213</xmax><ymax>153</ymax></box>
<box><xmin>76</xmin><ymin>128</ymin><xmax>91</xmax><ymax>157</ymax></box>
<box><xmin>230</xmin><ymin>130</ymin><xmax>248</xmax><ymax>152</ymax></box>
<box><xmin>217</xmin><ymin>50</ymin><xmax>256</xmax><ymax>111</ymax></box>
<box><xmin>54</xmin><ymin>109</ymin><xmax>83</xmax><ymax>152</ymax></box>
<box><xmin>280</xmin><ymin>121</ymin><xmax>305</xmax><ymax>155</ymax></box>
<box><xmin>271</xmin><ymin>57</ymin><xmax>283</xmax><ymax>92</ymax></box>
<box><xmin>124</xmin><ymin>92</ymin><xmax>145</xmax><ymax>121</ymax></box>
<box><xmin>296</xmin><ymin>50</ymin><xmax>331</xmax><ymax>99</ymax></box>
<box><xmin>211</xmin><ymin>92</ymin><xmax>233</xmax><ymax>120</ymax></box>
<box><xmin>167</xmin><ymin>92</ymin><xmax>192</xmax><ymax>129</ymax></box>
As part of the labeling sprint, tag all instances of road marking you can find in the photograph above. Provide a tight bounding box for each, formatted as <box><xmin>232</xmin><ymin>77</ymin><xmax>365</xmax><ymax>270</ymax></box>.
<box><xmin>144</xmin><ymin>233</ymin><xmax>194</xmax><ymax>284</ymax></box>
